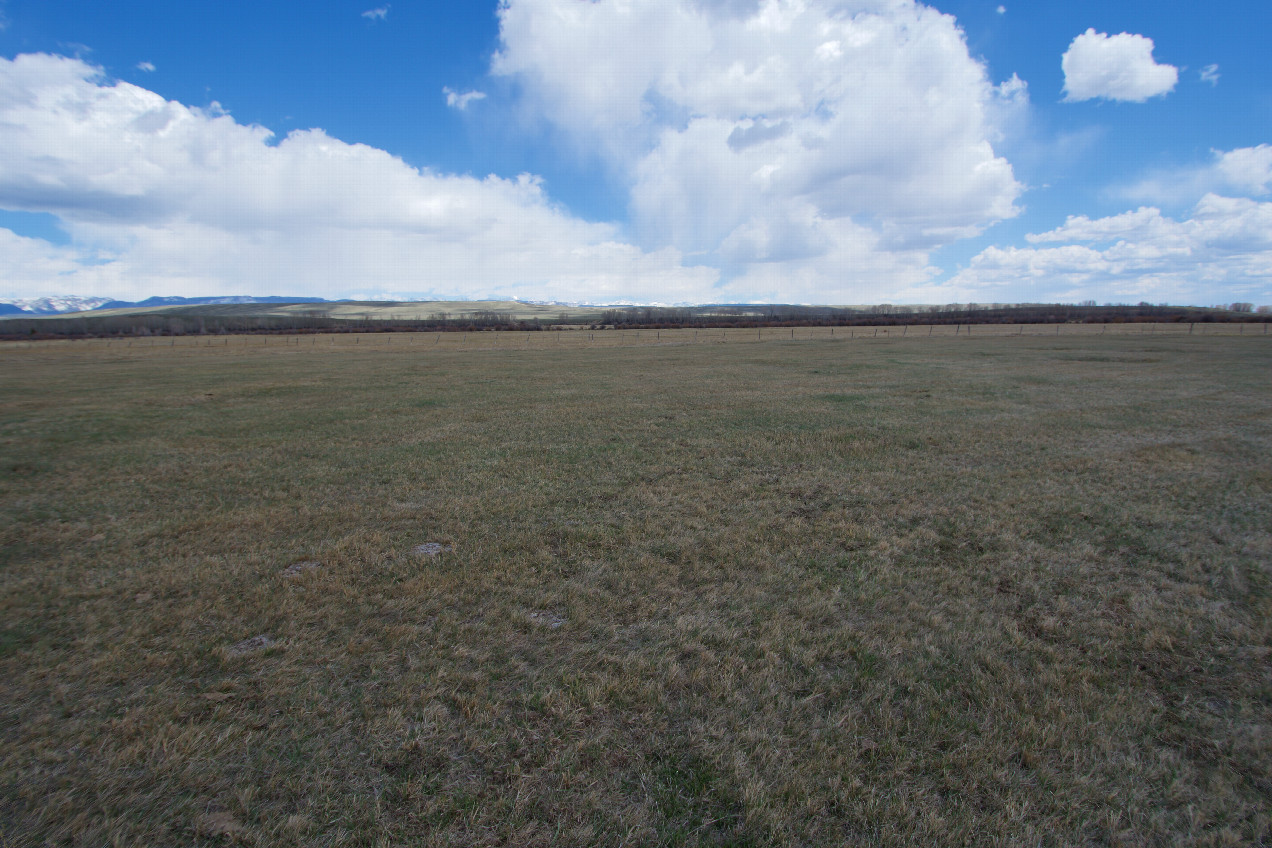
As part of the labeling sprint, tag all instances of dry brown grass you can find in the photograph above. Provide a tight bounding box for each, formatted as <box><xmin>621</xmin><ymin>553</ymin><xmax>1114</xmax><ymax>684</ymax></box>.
<box><xmin>1</xmin><ymin>332</ymin><xmax>1269</xmax><ymax>846</ymax></box>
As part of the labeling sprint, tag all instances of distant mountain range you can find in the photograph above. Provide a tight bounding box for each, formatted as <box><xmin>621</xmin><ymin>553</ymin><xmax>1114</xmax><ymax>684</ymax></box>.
<box><xmin>0</xmin><ymin>295</ymin><xmax>328</xmax><ymax>315</ymax></box>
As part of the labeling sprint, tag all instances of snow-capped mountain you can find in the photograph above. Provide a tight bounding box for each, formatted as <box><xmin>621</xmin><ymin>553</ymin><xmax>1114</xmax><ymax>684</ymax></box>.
<box><xmin>0</xmin><ymin>295</ymin><xmax>329</xmax><ymax>315</ymax></box>
<box><xmin>4</xmin><ymin>295</ymin><xmax>116</xmax><ymax>314</ymax></box>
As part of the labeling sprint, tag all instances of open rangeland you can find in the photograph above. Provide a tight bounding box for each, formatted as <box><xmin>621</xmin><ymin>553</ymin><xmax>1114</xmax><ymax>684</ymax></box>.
<box><xmin>1</xmin><ymin>330</ymin><xmax>1269</xmax><ymax>846</ymax></box>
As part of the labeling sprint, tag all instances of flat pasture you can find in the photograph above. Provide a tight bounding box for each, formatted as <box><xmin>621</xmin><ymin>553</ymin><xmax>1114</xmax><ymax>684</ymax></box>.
<box><xmin>1</xmin><ymin>331</ymin><xmax>1269</xmax><ymax>846</ymax></box>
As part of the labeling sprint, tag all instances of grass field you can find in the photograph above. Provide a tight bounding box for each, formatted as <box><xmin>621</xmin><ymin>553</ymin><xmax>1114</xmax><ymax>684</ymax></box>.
<box><xmin>2</xmin><ymin>331</ymin><xmax>1269</xmax><ymax>846</ymax></box>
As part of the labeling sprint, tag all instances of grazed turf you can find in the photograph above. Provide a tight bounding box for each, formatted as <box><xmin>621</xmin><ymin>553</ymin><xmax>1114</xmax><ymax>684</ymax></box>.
<box><xmin>1</xmin><ymin>333</ymin><xmax>1269</xmax><ymax>846</ymax></box>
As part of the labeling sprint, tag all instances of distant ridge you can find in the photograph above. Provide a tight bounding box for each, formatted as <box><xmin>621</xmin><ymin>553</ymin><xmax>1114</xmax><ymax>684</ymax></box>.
<box><xmin>92</xmin><ymin>295</ymin><xmax>328</xmax><ymax>310</ymax></box>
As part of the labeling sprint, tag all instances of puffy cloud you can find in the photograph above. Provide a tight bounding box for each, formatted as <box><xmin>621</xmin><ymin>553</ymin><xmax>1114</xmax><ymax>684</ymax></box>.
<box><xmin>0</xmin><ymin>53</ymin><xmax>716</xmax><ymax>303</ymax></box>
<box><xmin>3</xmin><ymin>2</ymin><xmax>1031</xmax><ymax>305</ymax></box>
<box><xmin>493</xmin><ymin>0</ymin><xmax>1023</xmax><ymax>300</ymax></box>
<box><xmin>1213</xmin><ymin>145</ymin><xmax>1272</xmax><ymax>195</ymax></box>
<box><xmin>1061</xmin><ymin>28</ymin><xmax>1177</xmax><ymax>103</ymax></box>
<box><xmin>947</xmin><ymin>194</ymin><xmax>1272</xmax><ymax>304</ymax></box>
<box><xmin>0</xmin><ymin>228</ymin><xmax>94</xmax><ymax>301</ymax></box>
<box><xmin>443</xmin><ymin>86</ymin><xmax>487</xmax><ymax>110</ymax></box>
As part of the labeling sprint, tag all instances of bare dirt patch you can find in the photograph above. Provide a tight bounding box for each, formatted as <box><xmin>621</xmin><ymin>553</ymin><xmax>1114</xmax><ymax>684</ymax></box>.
<box><xmin>225</xmin><ymin>634</ymin><xmax>275</xmax><ymax>657</ymax></box>
<box><xmin>526</xmin><ymin>611</ymin><xmax>567</xmax><ymax>628</ymax></box>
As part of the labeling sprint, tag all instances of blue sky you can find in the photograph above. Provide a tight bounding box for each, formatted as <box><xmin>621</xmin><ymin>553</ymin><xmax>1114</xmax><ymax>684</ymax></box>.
<box><xmin>0</xmin><ymin>0</ymin><xmax>1269</xmax><ymax>306</ymax></box>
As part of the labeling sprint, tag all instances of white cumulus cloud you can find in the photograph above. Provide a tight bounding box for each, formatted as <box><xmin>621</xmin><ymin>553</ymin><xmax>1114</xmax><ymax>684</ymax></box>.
<box><xmin>492</xmin><ymin>0</ymin><xmax>1024</xmax><ymax>302</ymax></box>
<box><xmin>0</xmin><ymin>53</ymin><xmax>715</xmax><ymax>303</ymax></box>
<box><xmin>1061</xmin><ymin>28</ymin><xmax>1177</xmax><ymax>102</ymax></box>
<box><xmin>947</xmin><ymin>194</ymin><xmax>1272</xmax><ymax>305</ymax></box>
<box><xmin>0</xmin><ymin>228</ymin><xmax>92</xmax><ymax>299</ymax></box>
<box><xmin>1213</xmin><ymin>145</ymin><xmax>1272</xmax><ymax>195</ymax></box>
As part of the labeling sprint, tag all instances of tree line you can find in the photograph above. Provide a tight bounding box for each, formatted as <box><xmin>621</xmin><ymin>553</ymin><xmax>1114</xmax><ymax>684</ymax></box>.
<box><xmin>594</xmin><ymin>302</ymin><xmax>1267</xmax><ymax>330</ymax></box>
<box><xmin>1</xmin><ymin>302</ymin><xmax>1267</xmax><ymax>340</ymax></box>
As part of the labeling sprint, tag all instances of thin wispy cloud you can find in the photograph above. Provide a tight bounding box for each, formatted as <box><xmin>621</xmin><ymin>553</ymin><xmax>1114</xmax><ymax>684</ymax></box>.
<box><xmin>361</xmin><ymin>5</ymin><xmax>388</xmax><ymax>22</ymax></box>
<box><xmin>60</xmin><ymin>42</ymin><xmax>93</xmax><ymax>60</ymax></box>
<box><xmin>443</xmin><ymin>87</ymin><xmax>486</xmax><ymax>110</ymax></box>
<box><xmin>1200</xmin><ymin>64</ymin><xmax>1220</xmax><ymax>86</ymax></box>
<box><xmin>136</xmin><ymin>61</ymin><xmax>155</xmax><ymax>72</ymax></box>
<box><xmin>1109</xmin><ymin>145</ymin><xmax>1272</xmax><ymax>210</ymax></box>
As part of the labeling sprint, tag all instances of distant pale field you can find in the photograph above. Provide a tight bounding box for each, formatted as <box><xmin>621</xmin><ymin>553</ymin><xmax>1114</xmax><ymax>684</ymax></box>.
<box><xmin>15</xmin><ymin>300</ymin><xmax>924</xmax><ymax>322</ymax></box>
<box><xmin>33</xmin><ymin>300</ymin><xmax>617</xmax><ymax>322</ymax></box>
<box><xmin>1</xmin><ymin>332</ymin><xmax>1269</xmax><ymax>846</ymax></box>
<box><xmin>315</xmin><ymin>300</ymin><xmax>602</xmax><ymax>321</ymax></box>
